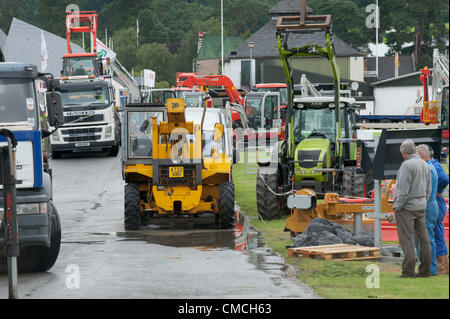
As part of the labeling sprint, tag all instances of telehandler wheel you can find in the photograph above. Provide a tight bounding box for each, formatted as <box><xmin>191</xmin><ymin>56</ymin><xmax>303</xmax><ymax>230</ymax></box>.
<box><xmin>216</xmin><ymin>182</ymin><xmax>235</xmax><ymax>229</ymax></box>
<box><xmin>256</xmin><ymin>170</ymin><xmax>281</xmax><ymax>220</ymax></box>
<box><xmin>36</xmin><ymin>201</ymin><xmax>61</xmax><ymax>272</ymax></box>
<box><xmin>124</xmin><ymin>183</ymin><xmax>141</xmax><ymax>230</ymax></box>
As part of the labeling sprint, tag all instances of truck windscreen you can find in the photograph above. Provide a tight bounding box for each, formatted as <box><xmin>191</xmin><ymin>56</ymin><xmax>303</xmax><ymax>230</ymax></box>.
<box><xmin>61</xmin><ymin>86</ymin><xmax>110</xmax><ymax>110</ymax></box>
<box><xmin>0</xmin><ymin>78</ymin><xmax>38</xmax><ymax>129</ymax></box>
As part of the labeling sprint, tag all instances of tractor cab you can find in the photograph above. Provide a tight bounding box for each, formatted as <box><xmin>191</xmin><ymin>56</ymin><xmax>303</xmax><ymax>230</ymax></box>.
<box><xmin>291</xmin><ymin>96</ymin><xmax>358</xmax><ymax>192</ymax></box>
<box><xmin>62</xmin><ymin>53</ymin><xmax>105</xmax><ymax>78</ymax></box>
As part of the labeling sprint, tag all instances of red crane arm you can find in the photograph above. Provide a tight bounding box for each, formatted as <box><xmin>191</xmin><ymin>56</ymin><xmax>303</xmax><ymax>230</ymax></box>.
<box><xmin>178</xmin><ymin>75</ymin><xmax>245</xmax><ymax>105</ymax></box>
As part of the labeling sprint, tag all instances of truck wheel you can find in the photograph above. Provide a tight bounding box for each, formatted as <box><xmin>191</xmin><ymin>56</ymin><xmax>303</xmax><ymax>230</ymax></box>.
<box><xmin>51</xmin><ymin>151</ymin><xmax>62</xmax><ymax>159</ymax></box>
<box><xmin>108</xmin><ymin>143</ymin><xmax>119</xmax><ymax>157</ymax></box>
<box><xmin>342</xmin><ymin>167</ymin><xmax>365</xmax><ymax>198</ymax></box>
<box><xmin>216</xmin><ymin>182</ymin><xmax>235</xmax><ymax>229</ymax></box>
<box><xmin>36</xmin><ymin>201</ymin><xmax>61</xmax><ymax>272</ymax></box>
<box><xmin>17</xmin><ymin>246</ymin><xmax>45</xmax><ymax>273</ymax></box>
<box><xmin>256</xmin><ymin>169</ymin><xmax>281</xmax><ymax>220</ymax></box>
<box><xmin>124</xmin><ymin>183</ymin><xmax>141</xmax><ymax>230</ymax></box>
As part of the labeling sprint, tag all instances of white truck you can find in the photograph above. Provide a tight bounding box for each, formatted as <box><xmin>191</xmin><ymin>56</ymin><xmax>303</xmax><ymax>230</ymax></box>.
<box><xmin>49</xmin><ymin>76</ymin><xmax>121</xmax><ymax>158</ymax></box>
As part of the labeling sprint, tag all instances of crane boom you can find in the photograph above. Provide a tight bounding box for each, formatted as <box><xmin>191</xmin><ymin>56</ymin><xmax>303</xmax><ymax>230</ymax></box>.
<box><xmin>109</xmin><ymin>58</ymin><xmax>141</xmax><ymax>103</ymax></box>
<box><xmin>432</xmin><ymin>48</ymin><xmax>449</xmax><ymax>102</ymax></box>
<box><xmin>177</xmin><ymin>74</ymin><xmax>245</xmax><ymax>106</ymax></box>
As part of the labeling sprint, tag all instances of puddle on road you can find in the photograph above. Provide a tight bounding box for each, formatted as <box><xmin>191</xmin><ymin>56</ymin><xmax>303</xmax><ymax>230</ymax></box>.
<box><xmin>115</xmin><ymin>212</ymin><xmax>291</xmax><ymax>286</ymax></box>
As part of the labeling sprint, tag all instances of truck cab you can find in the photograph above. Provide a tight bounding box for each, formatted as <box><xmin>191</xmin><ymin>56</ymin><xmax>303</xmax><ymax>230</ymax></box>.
<box><xmin>49</xmin><ymin>77</ymin><xmax>120</xmax><ymax>157</ymax></box>
<box><xmin>0</xmin><ymin>62</ymin><xmax>63</xmax><ymax>272</ymax></box>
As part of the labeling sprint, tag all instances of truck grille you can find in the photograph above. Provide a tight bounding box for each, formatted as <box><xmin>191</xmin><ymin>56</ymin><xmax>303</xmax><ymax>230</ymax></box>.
<box><xmin>64</xmin><ymin>114</ymin><xmax>104</xmax><ymax>123</ymax></box>
<box><xmin>61</xmin><ymin>127</ymin><xmax>102</xmax><ymax>142</ymax></box>
<box><xmin>158</xmin><ymin>164</ymin><xmax>197</xmax><ymax>186</ymax></box>
<box><xmin>298</xmin><ymin>150</ymin><xmax>321</xmax><ymax>169</ymax></box>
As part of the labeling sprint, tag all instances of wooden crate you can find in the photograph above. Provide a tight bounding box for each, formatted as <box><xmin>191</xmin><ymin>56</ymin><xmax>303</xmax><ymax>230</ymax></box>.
<box><xmin>288</xmin><ymin>244</ymin><xmax>380</xmax><ymax>261</ymax></box>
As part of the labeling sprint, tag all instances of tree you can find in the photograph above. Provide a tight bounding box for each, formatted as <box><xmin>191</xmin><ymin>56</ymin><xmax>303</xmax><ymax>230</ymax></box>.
<box><xmin>381</xmin><ymin>0</ymin><xmax>449</xmax><ymax>68</ymax></box>
<box><xmin>112</xmin><ymin>27</ymin><xmax>138</xmax><ymax>71</ymax></box>
<box><xmin>308</xmin><ymin>0</ymin><xmax>373</xmax><ymax>51</ymax></box>
<box><xmin>136</xmin><ymin>43</ymin><xmax>176</xmax><ymax>84</ymax></box>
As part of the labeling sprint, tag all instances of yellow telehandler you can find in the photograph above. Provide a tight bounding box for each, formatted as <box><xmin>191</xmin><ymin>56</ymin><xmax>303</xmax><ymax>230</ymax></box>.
<box><xmin>122</xmin><ymin>98</ymin><xmax>236</xmax><ymax>229</ymax></box>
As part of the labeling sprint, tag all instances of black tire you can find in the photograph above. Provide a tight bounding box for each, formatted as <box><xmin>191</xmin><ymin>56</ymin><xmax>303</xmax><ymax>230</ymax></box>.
<box><xmin>124</xmin><ymin>183</ymin><xmax>141</xmax><ymax>230</ymax></box>
<box><xmin>216</xmin><ymin>182</ymin><xmax>235</xmax><ymax>229</ymax></box>
<box><xmin>36</xmin><ymin>201</ymin><xmax>61</xmax><ymax>272</ymax></box>
<box><xmin>108</xmin><ymin>143</ymin><xmax>119</xmax><ymax>157</ymax></box>
<box><xmin>256</xmin><ymin>169</ymin><xmax>281</xmax><ymax>220</ymax></box>
<box><xmin>17</xmin><ymin>246</ymin><xmax>45</xmax><ymax>273</ymax></box>
<box><xmin>342</xmin><ymin>167</ymin><xmax>367</xmax><ymax>198</ymax></box>
<box><xmin>51</xmin><ymin>151</ymin><xmax>62</xmax><ymax>159</ymax></box>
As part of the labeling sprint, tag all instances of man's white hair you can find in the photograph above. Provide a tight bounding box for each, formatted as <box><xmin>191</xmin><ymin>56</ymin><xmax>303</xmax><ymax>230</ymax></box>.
<box><xmin>399</xmin><ymin>139</ymin><xmax>416</xmax><ymax>155</ymax></box>
<box><xmin>417</xmin><ymin>144</ymin><xmax>431</xmax><ymax>158</ymax></box>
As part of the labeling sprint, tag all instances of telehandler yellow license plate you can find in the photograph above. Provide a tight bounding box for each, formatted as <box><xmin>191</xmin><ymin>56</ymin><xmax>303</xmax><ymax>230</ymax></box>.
<box><xmin>169</xmin><ymin>166</ymin><xmax>184</xmax><ymax>178</ymax></box>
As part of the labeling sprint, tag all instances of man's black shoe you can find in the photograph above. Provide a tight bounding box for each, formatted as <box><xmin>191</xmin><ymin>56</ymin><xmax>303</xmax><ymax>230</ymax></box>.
<box><xmin>399</xmin><ymin>273</ymin><xmax>416</xmax><ymax>278</ymax></box>
<box><xmin>416</xmin><ymin>273</ymin><xmax>431</xmax><ymax>278</ymax></box>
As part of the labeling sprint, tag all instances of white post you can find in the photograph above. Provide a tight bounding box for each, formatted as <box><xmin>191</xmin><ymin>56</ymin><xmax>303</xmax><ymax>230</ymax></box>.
<box><xmin>374</xmin><ymin>179</ymin><xmax>382</xmax><ymax>248</ymax></box>
<box><xmin>375</xmin><ymin>0</ymin><xmax>379</xmax><ymax>79</ymax></box>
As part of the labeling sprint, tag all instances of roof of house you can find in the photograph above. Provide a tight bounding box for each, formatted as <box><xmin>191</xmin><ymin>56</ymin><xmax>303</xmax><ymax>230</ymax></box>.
<box><xmin>269</xmin><ymin>0</ymin><xmax>313</xmax><ymax>15</ymax></box>
<box><xmin>227</xmin><ymin>18</ymin><xmax>361</xmax><ymax>59</ymax></box>
<box><xmin>366</xmin><ymin>56</ymin><xmax>415</xmax><ymax>81</ymax></box>
<box><xmin>3</xmin><ymin>18</ymin><xmax>84</xmax><ymax>75</ymax></box>
<box><xmin>371</xmin><ymin>71</ymin><xmax>426</xmax><ymax>87</ymax></box>
<box><xmin>197</xmin><ymin>34</ymin><xmax>243</xmax><ymax>60</ymax></box>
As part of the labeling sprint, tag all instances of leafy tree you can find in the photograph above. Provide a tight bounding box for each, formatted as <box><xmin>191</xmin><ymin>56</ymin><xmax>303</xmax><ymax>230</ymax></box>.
<box><xmin>136</xmin><ymin>42</ymin><xmax>176</xmax><ymax>84</ymax></box>
<box><xmin>0</xmin><ymin>0</ymin><xmax>36</xmax><ymax>32</ymax></box>
<box><xmin>308</xmin><ymin>0</ymin><xmax>373</xmax><ymax>50</ymax></box>
<box><xmin>111</xmin><ymin>27</ymin><xmax>138</xmax><ymax>71</ymax></box>
<box><xmin>381</xmin><ymin>0</ymin><xmax>449</xmax><ymax>68</ymax></box>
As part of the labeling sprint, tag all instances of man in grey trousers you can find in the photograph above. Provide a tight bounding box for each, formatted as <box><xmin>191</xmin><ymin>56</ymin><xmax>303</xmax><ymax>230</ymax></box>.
<box><xmin>393</xmin><ymin>140</ymin><xmax>432</xmax><ymax>278</ymax></box>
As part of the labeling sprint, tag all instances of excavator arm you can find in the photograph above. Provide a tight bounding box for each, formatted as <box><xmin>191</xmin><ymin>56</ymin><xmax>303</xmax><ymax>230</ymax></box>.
<box><xmin>177</xmin><ymin>75</ymin><xmax>245</xmax><ymax>106</ymax></box>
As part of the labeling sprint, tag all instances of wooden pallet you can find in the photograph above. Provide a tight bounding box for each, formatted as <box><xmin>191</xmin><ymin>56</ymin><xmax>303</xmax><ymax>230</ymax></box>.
<box><xmin>288</xmin><ymin>244</ymin><xmax>380</xmax><ymax>261</ymax></box>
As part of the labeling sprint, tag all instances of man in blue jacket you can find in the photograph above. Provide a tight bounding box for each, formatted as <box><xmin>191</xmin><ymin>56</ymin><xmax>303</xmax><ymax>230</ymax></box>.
<box><xmin>429</xmin><ymin>147</ymin><xmax>449</xmax><ymax>274</ymax></box>
<box><xmin>417</xmin><ymin>145</ymin><xmax>439</xmax><ymax>276</ymax></box>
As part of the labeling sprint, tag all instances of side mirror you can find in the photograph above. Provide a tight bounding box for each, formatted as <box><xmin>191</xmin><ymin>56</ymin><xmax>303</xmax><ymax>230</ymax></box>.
<box><xmin>46</xmin><ymin>91</ymin><xmax>64</xmax><ymax>128</ymax></box>
<box><xmin>213</xmin><ymin>123</ymin><xmax>224</xmax><ymax>143</ymax></box>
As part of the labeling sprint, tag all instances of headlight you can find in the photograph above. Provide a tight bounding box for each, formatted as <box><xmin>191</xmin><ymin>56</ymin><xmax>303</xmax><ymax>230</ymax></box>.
<box><xmin>105</xmin><ymin>126</ymin><xmax>113</xmax><ymax>138</ymax></box>
<box><xmin>51</xmin><ymin>131</ymin><xmax>60</xmax><ymax>142</ymax></box>
<box><xmin>16</xmin><ymin>203</ymin><xmax>47</xmax><ymax>215</ymax></box>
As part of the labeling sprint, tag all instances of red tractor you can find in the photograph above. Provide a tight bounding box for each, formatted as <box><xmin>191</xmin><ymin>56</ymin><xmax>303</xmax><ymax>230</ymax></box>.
<box><xmin>62</xmin><ymin>11</ymin><xmax>106</xmax><ymax>78</ymax></box>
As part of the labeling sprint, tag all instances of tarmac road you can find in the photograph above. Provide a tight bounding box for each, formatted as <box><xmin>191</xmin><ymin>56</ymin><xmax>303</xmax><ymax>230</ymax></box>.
<box><xmin>0</xmin><ymin>150</ymin><xmax>318</xmax><ymax>299</ymax></box>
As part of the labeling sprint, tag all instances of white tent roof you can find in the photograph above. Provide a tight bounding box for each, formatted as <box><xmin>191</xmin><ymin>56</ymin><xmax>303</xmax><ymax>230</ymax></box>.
<box><xmin>3</xmin><ymin>18</ymin><xmax>84</xmax><ymax>75</ymax></box>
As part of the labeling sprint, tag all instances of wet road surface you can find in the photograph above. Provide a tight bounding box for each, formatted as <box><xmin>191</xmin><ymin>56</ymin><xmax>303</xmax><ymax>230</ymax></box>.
<box><xmin>0</xmin><ymin>150</ymin><xmax>318</xmax><ymax>299</ymax></box>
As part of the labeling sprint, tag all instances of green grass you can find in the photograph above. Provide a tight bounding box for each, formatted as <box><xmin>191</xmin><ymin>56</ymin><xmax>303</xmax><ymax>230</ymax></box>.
<box><xmin>233</xmin><ymin>163</ymin><xmax>450</xmax><ymax>299</ymax></box>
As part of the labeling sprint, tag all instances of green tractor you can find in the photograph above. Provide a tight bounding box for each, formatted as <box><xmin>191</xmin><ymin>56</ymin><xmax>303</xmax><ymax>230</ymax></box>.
<box><xmin>256</xmin><ymin>3</ymin><xmax>372</xmax><ymax>220</ymax></box>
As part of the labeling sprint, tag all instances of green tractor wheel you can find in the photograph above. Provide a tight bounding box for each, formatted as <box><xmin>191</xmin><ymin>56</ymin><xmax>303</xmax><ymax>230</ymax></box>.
<box><xmin>256</xmin><ymin>168</ymin><xmax>281</xmax><ymax>220</ymax></box>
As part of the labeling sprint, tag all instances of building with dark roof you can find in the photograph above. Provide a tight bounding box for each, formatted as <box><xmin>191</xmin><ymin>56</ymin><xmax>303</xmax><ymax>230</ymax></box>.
<box><xmin>3</xmin><ymin>18</ymin><xmax>84</xmax><ymax>75</ymax></box>
<box><xmin>223</xmin><ymin>0</ymin><xmax>364</xmax><ymax>91</ymax></box>
<box><xmin>364</xmin><ymin>55</ymin><xmax>416</xmax><ymax>83</ymax></box>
